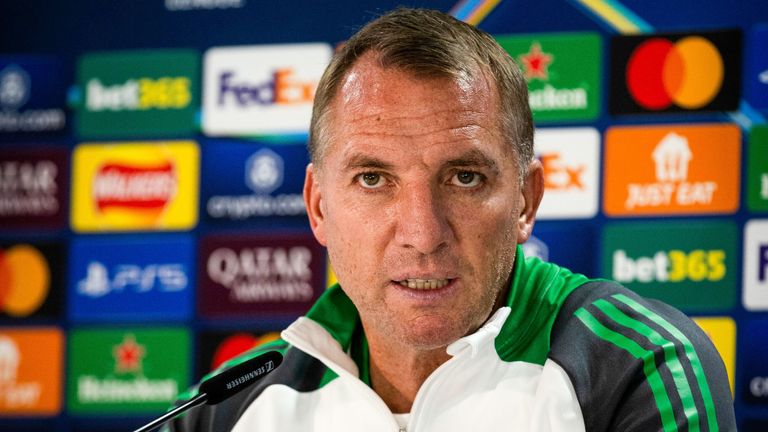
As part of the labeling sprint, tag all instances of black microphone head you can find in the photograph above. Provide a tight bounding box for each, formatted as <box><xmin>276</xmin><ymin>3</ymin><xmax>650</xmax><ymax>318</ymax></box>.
<box><xmin>199</xmin><ymin>350</ymin><xmax>283</xmax><ymax>405</ymax></box>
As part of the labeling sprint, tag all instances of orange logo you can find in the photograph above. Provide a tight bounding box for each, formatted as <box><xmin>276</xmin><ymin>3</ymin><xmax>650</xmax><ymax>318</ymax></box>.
<box><xmin>0</xmin><ymin>328</ymin><xmax>63</xmax><ymax>415</ymax></box>
<box><xmin>0</xmin><ymin>245</ymin><xmax>49</xmax><ymax>317</ymax></box>
<box><xmin>540</xmin><ymin>152</ymin><xmax>586</xmax><ymax>191</ymax></box>
<box><xmin>604</xmin><ymin>124</ymin><xmax>740</xmax><ymax>216</ymax></box>
<box><xmin>626</xmin><ymin>37</ymin><xmax>724</xmax><ymax>110</ymax></box>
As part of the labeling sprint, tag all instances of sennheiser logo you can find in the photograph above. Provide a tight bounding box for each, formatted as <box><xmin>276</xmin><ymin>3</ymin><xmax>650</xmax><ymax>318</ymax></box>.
<box><xmin>0</xmin><ymin>66</ymin><xmax>30</xmax><ymax>109</ymax></box>
<box><xmin>246</xmin><ymin>149</ymin><xmax>283</xmax><ymax>194</ymax></box>
<box><xmin>225</xmin><ymin>360</ymin><xmax>275</xmax><ymax>390</ymax></box>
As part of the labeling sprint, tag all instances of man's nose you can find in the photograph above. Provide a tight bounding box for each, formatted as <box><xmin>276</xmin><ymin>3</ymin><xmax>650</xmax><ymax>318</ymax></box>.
<box><xmin>394</xmin><ymin>183</ymin><xmax>451</xmax><ymax>254</ymax></box>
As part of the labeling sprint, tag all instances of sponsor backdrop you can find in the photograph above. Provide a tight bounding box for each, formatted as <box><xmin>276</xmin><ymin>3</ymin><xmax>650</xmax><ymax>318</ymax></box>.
<box><xmin>0</xmin><ymin>0</ymin><xmax>767</xmax><ymax>430</ymax></box>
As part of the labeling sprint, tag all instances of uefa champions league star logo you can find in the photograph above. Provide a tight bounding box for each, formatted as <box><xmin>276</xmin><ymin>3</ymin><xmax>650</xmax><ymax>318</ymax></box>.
<box><xmin>246</xmin><ymin>149</ymin><xmax>284</xmax><ymax>194</ymax></box>
<box><xmin>0</xmin><ymin>65</ymin><xmax>30</xmax><ymax>110</ymax></box>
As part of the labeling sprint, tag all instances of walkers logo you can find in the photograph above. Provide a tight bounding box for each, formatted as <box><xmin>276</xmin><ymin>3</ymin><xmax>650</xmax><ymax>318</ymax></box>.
<box><xmin>604</xmin><ymin>124</ymin><xmax>740</xmax><ymax>216</ymax></box>
<box><xmin>202</xmin><ymin>140</ymin><xmax>308</xmax><ymax>224</ymax></box>
<box><xmin>197</xmin><ymin>331</ymin><xmax>281</xmax><ymax>379</ymax></box>
<box><xmin>0</xmin><ymin>147</ymin><xmax>68</xmax><ymax>229</ymax></box>
<box><xmin>198</xmin><ymin>233</ymin><xmax>325</xmax><ymax>318</ymax></box>
<box><xmin>743</xmin><ymin>220</ymin><xmax>768</xmax><ymax>311</ymax></box>
<box><xmin>692</xmin><ymin>317</ymin><xmax>735</xmax><ymax>394</ymax></box>
<box><xmin>0</xmin><ymin>242</ymin><xmax>63</xmax><ymax>319</ymax></box>
<box><xmin>67</xmin><ymin>328</ymin><xmax>189</xmax><ymax>413</ymax></box>
<box><xmin>0</xmin><ymin>57</ymin><xmax>67</xmax><ymax>134</ymax></box>
<box><xmin>747</xmin><ymin>126</ymin><xmax>768</xmax><ymax>212</ymax></box>
<box><xmin>68</xmin><ymin>234</ymin><xmax>194</xmax><ymax>322</ymax></box>
<box><xmin>0</xmin><ymin>328</ymin><xmax>63</xmax><ymax>415</ymax></box>
<box><xmin>496</xmin><ymin>33</ymin><xmax>600</xmax><ymax>122</ymax></box>
<box><xmin>71</xmin><ymin>141</ymin><xmax>199</xmax><ymax>232</ymax></box>
<box><xmin>741</xmin><ymin>318</ymin><xmax>768</xmax><ymax>405</ymax></box>
<box><xmin>610</xmin><ymin>30</ymin><xmax>741</xmax><ymax>114</ymax></box>
<box><xmin>745</xmin><ymin>25</ymin><xmax>768</xmax><ymax>111</ymax></box>
<box><xmin>202</xmin><ymin>44</ymin><xmax>332</xmax><ymax>136</ymax></box>
<box><xmin>76</xmin><ymin>50</ymin><xmax>198</xmax><ymax>138</ymax></box>
<box><xmin>602</xmin><ymin>220</ymin><xmax>737</xmax><ymax>312</ymax></box>
<box><xmin>535</xmin><ymin>128</ymin><xmax>599</xmax><ymax>219</ymax></box>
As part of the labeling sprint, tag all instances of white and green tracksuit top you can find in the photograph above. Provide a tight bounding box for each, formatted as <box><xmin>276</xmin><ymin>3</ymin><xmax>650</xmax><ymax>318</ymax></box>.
<box><xmin>167</xmin><ymin>248</ymin><xmax>736</xmax><ymax>432</ymax></box>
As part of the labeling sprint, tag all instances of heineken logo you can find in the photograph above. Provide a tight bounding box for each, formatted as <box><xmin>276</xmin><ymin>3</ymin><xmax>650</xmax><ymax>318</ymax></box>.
<box><xmin>113</xmin><ymin>334</ymin><xmax>145</xmax><ymax>375</ymax></box>
<box><xmin>68</xmin><ymin>328</ymin><xmax>190</xmax><ymax>413</ymax></box>
<box><xmin>518</xmin><ymin>42</ymin><xmax>552</xmax><ymax>81</ymax></box>
<box><xmin>496</xmin><ymin>33</ymin><xmax>600</xmax><ymax>122</ymax></box>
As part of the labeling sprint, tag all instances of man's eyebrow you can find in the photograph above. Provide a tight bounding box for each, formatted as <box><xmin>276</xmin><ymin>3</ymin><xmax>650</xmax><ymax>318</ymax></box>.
<box><xmin>342</xmin><ymin>154</ymin><xmax>394</xmax><ymax>171</ymax></box>
<box><xmin>444</xmin><ymin>149</ymin><xmax>500</xmax><ymax>173</ymax></box>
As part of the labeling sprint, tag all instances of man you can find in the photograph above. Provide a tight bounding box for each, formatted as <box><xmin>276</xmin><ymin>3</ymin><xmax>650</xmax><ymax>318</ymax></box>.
<box><xmin>168</xmin><ymin>8</ymin><xmax>735</xmax><ymax>431</ymax></box>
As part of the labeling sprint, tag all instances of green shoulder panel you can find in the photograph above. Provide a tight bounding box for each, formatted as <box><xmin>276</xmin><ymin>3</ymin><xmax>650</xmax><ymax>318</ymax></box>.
<box><xmin>495</xmin><ymin>245</ymin><xmax>592</xmax><ymax>364</ymax></box>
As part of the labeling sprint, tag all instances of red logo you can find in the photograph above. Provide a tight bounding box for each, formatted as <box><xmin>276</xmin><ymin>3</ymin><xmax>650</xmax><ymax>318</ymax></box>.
<box><xmin>518</xmin><ymin>42</ymin><xmax>553</xmax><ymax>81</ymax></box>
<box><xmin>93</xmin><ymin>162</ymin><xmax>177</xmax><ymax>212</ymax></box>
<box><xmin>113</xmin><ymin>334</ymin><xmax>146</xmax><ymax>374</ymax></box>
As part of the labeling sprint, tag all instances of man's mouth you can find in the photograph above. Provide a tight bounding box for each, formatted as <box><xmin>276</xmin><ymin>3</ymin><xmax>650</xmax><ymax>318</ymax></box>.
<box><xmin>397</xmin><ymin>278</ymin><xmax>451</xmax><ymax>290</ymax></box>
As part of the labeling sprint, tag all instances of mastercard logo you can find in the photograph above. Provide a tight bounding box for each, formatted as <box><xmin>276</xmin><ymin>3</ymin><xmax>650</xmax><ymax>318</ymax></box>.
<box><xmin>0</xmin><ymin>245</ymin><xmax>50</xmax><ymax>317</ymax></box>
<box><xmin>625</xmin><ymin>36</ymin><xmax>724</xmax><ymax>110</ymax></box>
<box><xmin>211</xmin><ymin>332</ymin><xmax>280</xmax><ymax>370</ymax></box>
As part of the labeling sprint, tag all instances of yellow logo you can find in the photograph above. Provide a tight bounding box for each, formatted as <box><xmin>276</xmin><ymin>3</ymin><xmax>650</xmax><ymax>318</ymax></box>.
<box><xmin>71</xmin><ymin>141</ymin><xmax>199</xmax><ymax>232</ymax></box>
<box><xmin>693</xmin><ymin>316</ymin><xmax>735</xmax><ymax>395</ymax></box>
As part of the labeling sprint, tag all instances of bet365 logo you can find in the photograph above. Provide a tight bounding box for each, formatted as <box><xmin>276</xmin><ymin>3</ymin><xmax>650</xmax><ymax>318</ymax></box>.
<box><xmin>86</xmin><ymin>76</ymin><xmax>191</xmax><ymax>111</ymax></box>
<box><xmin>602</xmin><ymin>221</ymin><xmax>736</xmax><ymax>312</ymax></box>
<box><xmin>613</xmin><ymin>249</ymin><xmax>726</xmax><ymax>283</ymax></box>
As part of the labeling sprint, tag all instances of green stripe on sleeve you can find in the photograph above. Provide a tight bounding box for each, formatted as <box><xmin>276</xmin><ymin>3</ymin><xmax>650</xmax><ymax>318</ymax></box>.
<box><xmin>612</xmin><ymin>294</ymin><xmax>719</xmax><ymax>431</ymax></box>
<box><xmin>575</xmin><ymin>307</ymin><xmax>679</xmax><ymax>432</ymax></box>
<box><xmin>594</xmin><ymin>299</ymin><xmax>700</xmax><ymax>432</ymax></box>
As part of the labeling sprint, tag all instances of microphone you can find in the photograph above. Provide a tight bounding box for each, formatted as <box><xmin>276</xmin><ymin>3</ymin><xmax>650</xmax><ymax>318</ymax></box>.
<box><xmin>132</xmin><ymin>350</ymin><xmax>283</xmax><ymax>432</ymax></box>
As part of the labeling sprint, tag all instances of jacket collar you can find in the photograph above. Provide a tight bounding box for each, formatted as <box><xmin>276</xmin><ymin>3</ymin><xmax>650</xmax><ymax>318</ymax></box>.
<box><xmin>284</xmin><ymin>245</ymin><xmax>590</xmax><ymax>373</ymax></box>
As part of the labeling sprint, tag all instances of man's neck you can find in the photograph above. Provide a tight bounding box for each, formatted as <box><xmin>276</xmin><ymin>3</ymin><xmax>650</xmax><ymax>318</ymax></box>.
<box><xmin>366</xmin><ymin>334</ymin><xmax>451</xmax><ymax>414</ymax></box>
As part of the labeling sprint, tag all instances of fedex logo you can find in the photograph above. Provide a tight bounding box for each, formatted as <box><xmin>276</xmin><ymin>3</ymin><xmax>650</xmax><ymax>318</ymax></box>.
<box><xmin>203</xmin><ymin>43</ymin><xmax>332</xmax><ymax>136</ymax></box>
<box><xmin>218</xmin><ymin>69</ymin><xmax>315</xmax><ymax>106</ymax></box>
<box><xmin>744</xmin><ymin>220</ymin><xmax>768</xmax><ymax>311</ymax></box>
<box><xmin>760</xmin><ymin>244</ymin><xmax>768</xmax><ymax>282</ymax></box>
<box><xmin>534</xmin><ymin>128</ymin><xmax>599</xmax><ymax>219</ymax></box>
<box><xmin>540</xmin><ymin>152</ymin><xmax>585</xmax><ymax>190</ymax></box>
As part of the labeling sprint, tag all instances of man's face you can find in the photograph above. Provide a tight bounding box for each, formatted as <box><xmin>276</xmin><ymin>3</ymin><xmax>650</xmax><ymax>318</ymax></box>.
<box><xmin>304</xmin><ymin>54</ymin><xmax>542</xmax><ymax>351</ymax></box>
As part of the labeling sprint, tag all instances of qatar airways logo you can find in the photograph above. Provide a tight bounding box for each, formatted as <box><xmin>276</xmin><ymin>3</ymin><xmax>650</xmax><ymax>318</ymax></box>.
<box><xmin>92</xmin><ymin>162</ymin><xmax>177</xmax><ymax>212</ymax></box>
<box><xmin>206</xmin><ymin>246</ymin><xmax>314</xmax><ymax>303</ymax></box>
<box><xmin>203</xmin><ymin>44</ymin><xmax>332</xmax><ymax>136</ymax></box>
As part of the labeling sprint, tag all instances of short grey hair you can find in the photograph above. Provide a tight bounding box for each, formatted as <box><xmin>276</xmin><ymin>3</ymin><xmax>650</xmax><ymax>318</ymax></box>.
<box><xmin>308</xmin><ymin>7</ymin><xmax>533</xmax><ymax>178</ymax></box>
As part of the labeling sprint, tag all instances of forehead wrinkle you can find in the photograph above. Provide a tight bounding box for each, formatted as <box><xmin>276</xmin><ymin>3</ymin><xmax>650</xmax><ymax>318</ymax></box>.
<box><xmin>345</xmin><ymin>124</ymin><xmax>486</xmax><ymax>141</ymax></box>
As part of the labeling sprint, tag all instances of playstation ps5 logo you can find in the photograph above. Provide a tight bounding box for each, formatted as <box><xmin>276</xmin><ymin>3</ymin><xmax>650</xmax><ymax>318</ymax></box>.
<box><xmin>0</xmin><ymin>65</ymin><xmax>30</xmax><ymax>109</ymax></box>
<box><xmin>246</xmin><ymin>149</ymin><xmax>283</xmax><ymax>194</ymax></box>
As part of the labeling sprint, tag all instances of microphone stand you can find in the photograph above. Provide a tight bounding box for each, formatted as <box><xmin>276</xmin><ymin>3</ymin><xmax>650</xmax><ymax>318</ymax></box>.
<box><xmin>133</xmin><ymin>393</ymin><xmax>207</xmax><ymax>432</ymax></box>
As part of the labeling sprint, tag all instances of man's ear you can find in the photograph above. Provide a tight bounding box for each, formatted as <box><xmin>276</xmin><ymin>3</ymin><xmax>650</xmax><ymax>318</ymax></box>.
<box><xmin>517</xmin><ymin>158</ymin><xmax>544</xmax><ymax>244</ymax></box>
<box><xmin>304</xmin><ymin>163</ymin><xmax>328</xmax><ymax>246</ymax></box>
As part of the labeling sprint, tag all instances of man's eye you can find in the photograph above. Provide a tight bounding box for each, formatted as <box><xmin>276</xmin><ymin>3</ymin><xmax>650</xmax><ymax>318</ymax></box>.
<box><xmin>358</xmin><ymin>173</ymin><xmax>384</xmax><ymax>188</ymax></box>
<box><xmin>451</xmin><ymin>171</ymin><xmax>481</xmax><ymax>187</ymax></box>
